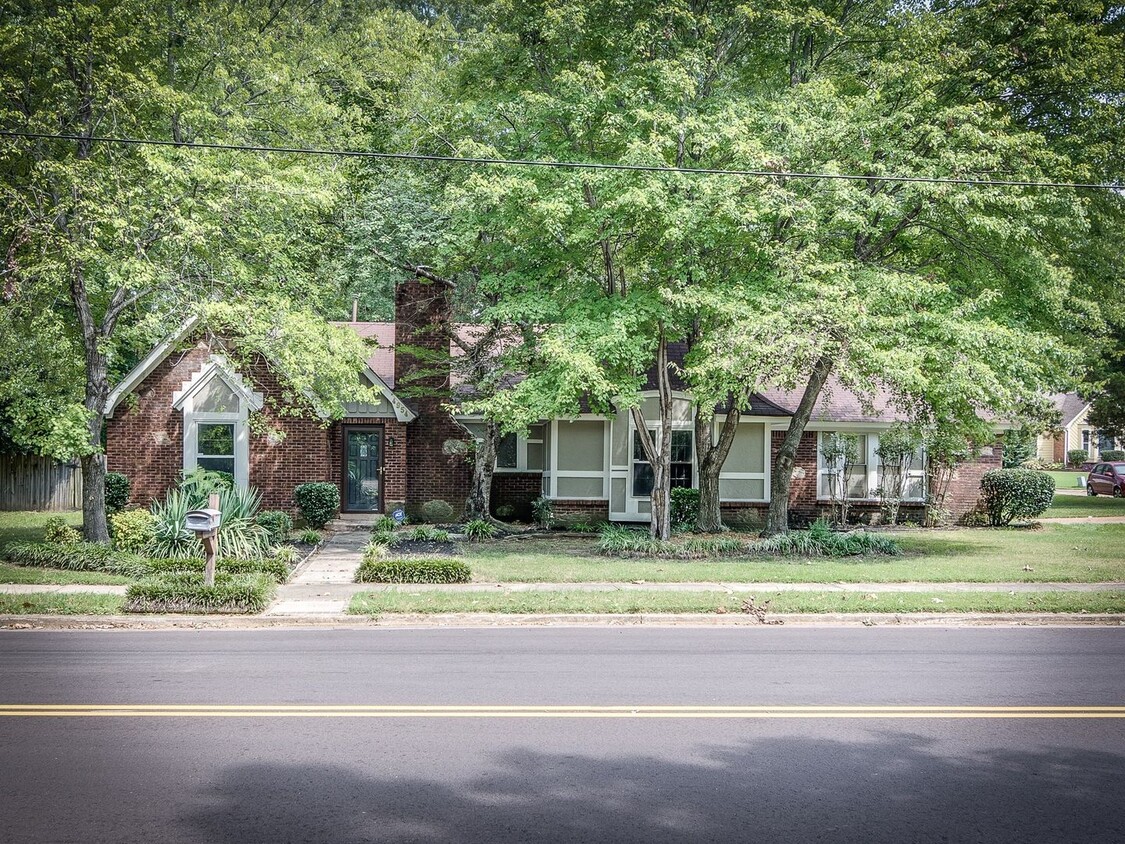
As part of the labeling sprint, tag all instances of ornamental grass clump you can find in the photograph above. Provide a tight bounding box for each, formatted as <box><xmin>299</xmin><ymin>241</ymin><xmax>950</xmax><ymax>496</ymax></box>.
<box><xmin>124</xmin><ymin>572</ymin><xmax>275</xmax><ymax>614</ymax></box>
<box><xmin>597</xmin><ymin>524</ymin><xmax>674</xmax><ymax>557</ymax></box>
<box><xmin>140</xmin><ymin>555</ymin><xmax>290</xmax><ymax>583</ymax></box>
<box><xmin>149</xmin><ymin>484</ymin><xmax>270</xmax><ymax>559</ymax></box>
<box><xmin>747</xmin><ymin>522</ymin><xmax>900</xmax><ymax>558</ymax></box>
<box><xmin>355</xmin><ymin>557</ymin><xmax>472</xmax><ymax>584</ymax></box>
<box><xmin>5</xmin><ymin>541</ymin><xmax>149</xmax><ymax>577</ymax></box>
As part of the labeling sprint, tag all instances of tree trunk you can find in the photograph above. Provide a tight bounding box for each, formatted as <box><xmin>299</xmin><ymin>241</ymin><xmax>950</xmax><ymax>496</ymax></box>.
<box><xmin>72</xmin><ymin>260</ymin><xmax>112</xmax><ymax>543</ymax></box>
<box><xmin>764</xmin><ymin>354</ymin><xmax>835</xmax><ymax>536</ymax></box>
<box><xmin>695</xmin><ymin>404</ymin><xmax>741</xmax><ymax>532</ymax></box>
<box><xmin>462</xmin><ymin>421</ymin><xmax>499</xmax><ymax>521</ymax></box>
<box><xmin>633</xmin><ymin>329</ymin><xmax>674</xmax><ymax>540</ymax></box>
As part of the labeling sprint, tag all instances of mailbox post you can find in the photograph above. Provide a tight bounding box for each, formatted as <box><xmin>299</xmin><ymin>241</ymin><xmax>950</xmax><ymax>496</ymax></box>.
<box><xmin>186</xmin><ymin>493</ymin><xmax>222</xmax><ymax>586</ymax></box>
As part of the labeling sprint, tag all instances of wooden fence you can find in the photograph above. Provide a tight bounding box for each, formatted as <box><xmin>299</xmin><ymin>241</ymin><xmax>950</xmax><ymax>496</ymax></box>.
<box><xmin>0</xmin><ymin>455</ymin><xmax>82</xmax><ymax>511</ymax></box>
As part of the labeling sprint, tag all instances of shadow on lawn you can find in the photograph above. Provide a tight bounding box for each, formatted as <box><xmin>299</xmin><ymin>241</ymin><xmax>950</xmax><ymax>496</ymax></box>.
<box><xmin>182</xmin><ymin>729</ymin><xmax>1125</xmax><ymax>844</ymax></box>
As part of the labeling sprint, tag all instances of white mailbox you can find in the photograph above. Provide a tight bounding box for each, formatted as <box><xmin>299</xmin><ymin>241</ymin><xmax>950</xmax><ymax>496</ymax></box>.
<box><xmin>185</xmin><ymin>508</ymin><xmax>222</xmax><ymax>534</ymax></box>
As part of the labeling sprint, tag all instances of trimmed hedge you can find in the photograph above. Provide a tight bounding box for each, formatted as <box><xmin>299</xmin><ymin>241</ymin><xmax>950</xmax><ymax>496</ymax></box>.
<box><xmin>670</xmin><ymin>487</ymin><xmax>700</xmax><ymax>529</ymax></box>
<box><xmin>980</xmin><ymin>468</ymin><xmax>1055</xmax><ymax>526</ymax></box>
<box><xmin>355</xmin><ymin>557</ymin><xmax>472</xmax><ymax>584</ymax></box>
<box><xmin>256</xmin><ymin>510</ymin><xmax>293</xmax><ymax>546</ymax></box>
<box><xmin>5</xmin><ymin>542</ymin><xmax>149</xmax><ymax>577</ymax></box>
<box><xmin>293</xmin><ymin>482</ymin><xmax>339</xmax><ymax>529</ymax></box>
<box><xmin>141</xmin><ymin>556</ymin><xmax>291</xmax><ymax>583</ymax></box>
<box><xmin>109</xmin><ymin>508</ymin><xmax>156</xmax><ymax>553</ymax></box>
<box><xmin>124</xmin><ymin>573</ymin><xmax>275</xmax><ymax>614</ymax></box>
<box><xmin>105</xmin><ymin>472</ymin><xmax>130</xmax><ymax>514</ymax></box>
<box><xmin>1103</xmin><ymin>449</ymin><xmax>1125</xmax><ymax>462</ymax></box>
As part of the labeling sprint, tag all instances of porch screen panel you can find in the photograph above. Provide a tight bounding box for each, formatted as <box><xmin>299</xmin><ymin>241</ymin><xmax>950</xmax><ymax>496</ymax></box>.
<box><xmin>557</xmin><ymin>477</ymin><xmax>605</xmax><ymax>498</ymax></box>
<box><xmin>719</xmin><ymin>478</ymin><xmax>765</xmax><ymax>500</ymax></box>
<box><xmin>722</xmin><ymin>423</ymin><xmax>766</xmax><ymax>473</ymax></box>
<box><xmin>556</xmin><ymin>422</ymin><xmax>605</xmax><ymax>472</ymax></box>
<box><xmin>610</xmin><ymin>477</ymin><xmax>626</xmax><ymax>511</ymax></box>
<box><xmin>610</xmin><ymin>417</ymin><xmax>629</xmax><ymax>467</ymax></box>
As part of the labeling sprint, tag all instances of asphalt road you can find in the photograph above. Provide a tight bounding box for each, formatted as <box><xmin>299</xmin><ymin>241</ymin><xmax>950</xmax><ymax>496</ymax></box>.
<box><xmin>1</xmin><ymin>627</ymin><xmax>1123</xmax><ymax>843</ymax></box>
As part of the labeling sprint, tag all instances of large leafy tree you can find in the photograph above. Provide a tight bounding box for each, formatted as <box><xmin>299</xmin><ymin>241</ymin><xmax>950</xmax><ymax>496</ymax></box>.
<box><xmin>0</xmin><ymin>0</ymin><xmax>428</xmax><ymax>540</ymax></box>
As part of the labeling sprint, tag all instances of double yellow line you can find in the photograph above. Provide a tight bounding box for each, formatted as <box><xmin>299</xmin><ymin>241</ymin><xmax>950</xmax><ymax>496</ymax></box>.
<box><xmin>1</xmin><ymin>705</ymin><xmax>1123</xmax><ymax>719</ymax></box>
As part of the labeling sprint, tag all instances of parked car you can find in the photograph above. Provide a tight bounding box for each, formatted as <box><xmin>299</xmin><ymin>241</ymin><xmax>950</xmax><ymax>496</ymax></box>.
<box><xmin>1086</xmin><ymin>462</ymin><xmax>1125</xmax><ymax>497</ymax></box>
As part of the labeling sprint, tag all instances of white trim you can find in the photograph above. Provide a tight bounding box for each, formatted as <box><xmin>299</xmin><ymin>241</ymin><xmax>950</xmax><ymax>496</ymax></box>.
<box><xmin>815</xmin><ymin>430</ymin><xmax>926</xmax><ymax>503</ymax></box>
<box><xmin>714</xmin><ymin>415</ymin><xmax>771</xmax><ymax>503</ymax></box>
<box><xmin>106</xmin><ymin>315</ymin><xmax>200</xmax><ymax>417</ymax></box>
<box><xmin>359</xmin><ymin>365</ymin><xmax>416</xmax><ymax>422</ymax></box>
<box><xmin>171</xmin><ymin>355</ymin><xmax>264</xmax><ymax>413</ymax></box>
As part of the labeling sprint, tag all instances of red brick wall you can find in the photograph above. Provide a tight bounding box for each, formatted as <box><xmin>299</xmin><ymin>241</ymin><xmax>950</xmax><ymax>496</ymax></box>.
<box><xmin>491</xmin><ymin>472</ymin><xmax>543</xmax><ymax>520</ymax></box>
<box><xmin>552</xmin><ymin>499</ymin><xmax>610</xmax><ymax>521</ymax></box>
<box><xmin>105</xmin><ymin>340</ymin><xmax>381</xmax><ymax>515</ymax></box>
<box><xmin>944</xmin><ymin>444</ymin><xmax>1002</xmax><ymax>523</ymax></box>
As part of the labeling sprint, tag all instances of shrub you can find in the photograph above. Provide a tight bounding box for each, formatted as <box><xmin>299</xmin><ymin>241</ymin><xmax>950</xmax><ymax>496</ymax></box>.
<box><xmin>980</xmin><ymin>468</ymin><xmax>1055</xmax><ymax>526</ymax></box>
<box><xmin>180</xmin><ymin>467</ymin><xmax>233</xmax><ymax>498</ymax></box>
<box><xmin>256</xmin><ymin>511</ymin><xmax>293</xmax><ymax>547</ymax></box>
<box><xmin>1067</xmin><ymin>449</ymin><xmax>1088</xmax><ymax>468</ymax></box>
<box><xmin>462</xmin><ymin>518</ymin><xmax>497</xmax><ymax>541</ymax></box>
<box><xmin>419</xmin><ymin>499</ymin><xmax>455</xmax><ymax>523</ymax></box>
<box><xmin>105</xmin><ymin>472</ymin><xmax>130</xmax><ymax>514</ymax></box>
<box><xmin>682</xmin><ymin>536</ymin><xmax>749</xmax><ymax>556</ymax></box>
<box><xmin>375</xmin><ymin>515</ymin><xmax>397</xmax><ymax>532</ymax></box>
<box><xmin>355</xmin><ymin>557</ymin><xmax>472</xmax><ymax>584</ymax></box>
<box><xmin>269</xmin><ymin>545</ymin><xmax>300</xmax><ymax>567</ymax></box>
<box><xmin>495</xmin><ymin>504</ymin><xmax>516</xmax><ymax>520</ymax></box>
<box><xmin>370</xmin><ymin>527</ymin><xmax>395</xmax><ymax>547</ymax></box>
<box><xmin>748</xmin><ymin>523</ymin><xmax>900</xmax><ymax>557</ymax></box>
<box><xmin>298</xmin><ymin>528</ymin><xmax>322</xmax><ymax>545</ymax></box>
<box><xmin>5</xmin><ymin>542</ymin><xmax>149</xmax><ymax>577</ymax></box>
<box><xmin>149</xmin><ymin>486</ymin><xmax>270</xmax><ymax>560</ymax></box>
<box><xmin>43</xmin><ymin>516</ymin><xmax>81</xmax><ymax>545</ymax></box>
<box><xmin>670</xmin><ymin>488</ymin><xmax>700</xmax><ymax>529</ymax></box>
<box><xmin>141</xmin><ymin>555</ymin><xmax>290</xmax><ymax>583</ymax></box>
<box><xmin>124</xmin><ymin>572</ymin><xmax>275</xmax><ymax>614</ymax></box>
<box><xmin>408</xmin><ymin>525</ymin><xmax>450</xmax><ymax>542</ymax></box>
<box><xmin>530</xmin><ymin>496</ymin><xmax>553</xmax><ymax>528</ymax></box>
<box><xmin>1103</xmin><ymin>449</ymin><xmax>1125</xmax><ymax>462</ymax></box>
<box><xmin>293</xmin><ymin>482</ymin><xmax>339</xmax><ymax>529</ymax></box>
<box><xmin>110</xmin><ymin>509</ymin><xmax>156</xmax><ymax>553</ymax></box>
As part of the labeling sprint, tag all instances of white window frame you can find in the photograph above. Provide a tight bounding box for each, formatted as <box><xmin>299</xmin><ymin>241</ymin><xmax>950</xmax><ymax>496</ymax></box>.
<box><xmin>714</xmin><ymin>416</ymin><xmax>771</xmax><ymax>503</ymax></box>
<box><xmin>457</xmin><ymin>419</ymin><xmax>547</xmax><ymax>474</ymax></box>
<box><xmin>172</xmin><ymin>359</ymin><xmax>261</xmax><ymax>489</ymax></box>
<box><xmin>816</xmin><ymin>429</ymin><xmax>926</xmax><ymax>503</ymax></box>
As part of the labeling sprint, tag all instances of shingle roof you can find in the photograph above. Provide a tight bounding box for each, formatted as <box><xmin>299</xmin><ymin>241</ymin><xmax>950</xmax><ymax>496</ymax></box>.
<box><xmin>1049</xmin><ymin>392</ymin><xmax>1089</xmax><ymax>427</ymax></box>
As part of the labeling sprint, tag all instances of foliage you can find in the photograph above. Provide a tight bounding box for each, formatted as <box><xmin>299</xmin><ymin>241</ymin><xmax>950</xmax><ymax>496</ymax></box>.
<box><xmin>923</xmin><ymin>425</ymin><xmax>977</xmax><ymax>527</ymax></box>
<box><xmin>370</xmin><ymin>527</ymin><xmax>395</xmax><ymax>547</ymax></box>
<box><xmin>269</xmin><ymin>545</ymin><xmax>300</xmax><ymax>568</ymax></box>
<box><xmin>820</xmin><ymin>434</ymin><xmax>861</xmax><ymax>525</ymax></box>
<box><xmin>1102</xmin><ymin>450</ymin><xmax>1125</xmax><ymax>462</ymax></box>
<box><xmin>980</xmin><ymin>469</ymin><xmax>1057</xmax><ymax>526</ymax></box>
<box><xmin>875</xmin><ymin>425</ymin><xmax>921</xmax><ymax>526</ymax></box>
<box><xmin>4</xmin><ymin>541</ymin><xmax>149</xmax><ymax>577</ymax></box>
<box><xmin>407</xmin><ymin>526</ymin><xmax>450</xmax><ymax>543</ymax></box>
<box><xmin>255</xmin><ymin>511</ymin><xmax>293</xmax><ymax>547</ymax></box>
<box><xmin>419</xmin><ymin>499</ymin><xmax>456</xmax><ymax>524</ymax></box>
<box><xmin>375</xmin><ymin>515</ymin><xmax>397</xmax><ymax>533</ymax></box>
<box><xmin>179</xmin><ymin>468</ymin><xmax>233</xmax><ymax>500</ymax></box>
<box><xmin>124</xmin><ymin>573</ymin><xmax>276</xmax><ymax>614</ymax></box>
<box><xmin>495</xmin><ymin>504</ymin><xmax>516</xmax><ymax>521</ymax></box>
<box><xmin>598</xmin><ymin>524</ymin><xmax>670</xmax><ymax>557</ymax></box>
<box><xmin>148</xmin><ymin>484</ymin><xmax>269</xmax><ymax>559</ymax></box>
<box><xmin>530</xmin><ymin>497</ymin><xmax>554</xmax><ymax>529</ymax></box>
<box><xmin>104</xmin><ymin>473</ymin><xmax>130</xmax><ymax>515</ymax></box>
<box><xmin>298</xmin><ymin>529</ymin><xmax>323</xmax><ymax>546</ymax></box>
<box><xmin>462</xmin><ymin>519</ymin><xmax>498</xmax><ymax>541</ymax></box>
<box><xmin>293</xmin><ymin>483</ymin><xmax>340</xmax><ymax>530</ymax></box>
<box><xmin>140</xmin><ymin>556</ymin><xmax>290</xmax><ymax>584</ymax></box>
<box><xmin>748</xmin><ymin>523</ymin><xmax>901</xmax><ymax>558</ymax></box>
<box><xmin>355</xmin><ymin>557</ymin><xmax>472</xmax><ymax>584</ymax></box>
<box><xmin>109</xmin><ymin>509</ymin><xmax>156</xmax><ymax>554</ymax></box>
<box><xmin>670</xmin><ymin>488</ymin><xmax>701</xmax><ymax>531</ymax></box>
<box><xmin>1068</xmin><ymin>449</ymin><xmax>1091</xmax><ymax>468</ymax></box>
<box><xmin>43</xmin><ymin>516</ymin><xmax>81</xmax><ymax>545</ymax></box>
<box><xmin>1002</xmin><ymin>429</ymin><xmax>1038</xmax><ymax>469</ymax></box>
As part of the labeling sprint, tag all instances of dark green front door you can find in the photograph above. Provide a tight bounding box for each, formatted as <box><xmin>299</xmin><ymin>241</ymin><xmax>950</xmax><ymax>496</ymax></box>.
<box><xmin>345</xmin><ymin>428</ymin><xmax>383</xmax><ymax>512</ymax></box>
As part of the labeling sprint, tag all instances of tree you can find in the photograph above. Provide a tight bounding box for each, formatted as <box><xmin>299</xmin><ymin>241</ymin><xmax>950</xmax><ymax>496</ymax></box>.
<box><xmin>0</xmin><ymin>1</ymin><xmax>429</xmax><ymax>540</ymax></box>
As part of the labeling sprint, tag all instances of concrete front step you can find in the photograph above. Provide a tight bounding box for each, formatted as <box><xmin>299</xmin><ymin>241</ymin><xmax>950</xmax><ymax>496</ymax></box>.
<box><xmin>326</xmin><ymin>513</ymin><xmax>384</xmax><ymax>530</ymax></box>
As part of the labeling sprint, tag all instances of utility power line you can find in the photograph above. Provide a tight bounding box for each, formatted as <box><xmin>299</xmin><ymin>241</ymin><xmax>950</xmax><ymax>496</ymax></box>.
<box><xmin>0</xmin><ymin>129</ymin><xmax>1119</xmax><ymax>192</ymax></box>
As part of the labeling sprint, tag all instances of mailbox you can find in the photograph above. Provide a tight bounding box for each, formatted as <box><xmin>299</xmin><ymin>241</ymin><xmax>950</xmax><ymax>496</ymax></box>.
<box><xmin>185</xmin><ymin>508</ymin><xmax>222</xmax><ymax>534</ymax></box>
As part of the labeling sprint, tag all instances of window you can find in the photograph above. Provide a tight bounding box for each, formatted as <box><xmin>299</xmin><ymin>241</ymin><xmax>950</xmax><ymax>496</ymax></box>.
<box><xmin>196</xmin><ymin>423</ymin><xmax>235</xmax><ymax>475</ymax></box>
<box><xmin>818</xmin><ymin>431</ymin><xmax>925</xmax><ymax>501</ymax></box>
<box><xmin>1083</xmin><ymin>430</ymin><xmax>1091</xmax><ymax>453</ymax></box>
<box><xmin>632</xmin><ymin>429</ymin><xmax>693</xmax><ymax>497</ymax></box>
<box><xmin>462</xmin><ymin>422</ymin><xmax>547</xmax><ymax>472</ymax></box>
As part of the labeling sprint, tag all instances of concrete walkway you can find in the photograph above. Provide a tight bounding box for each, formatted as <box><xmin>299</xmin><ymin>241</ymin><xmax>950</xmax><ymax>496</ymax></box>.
<box><xmin>1037</xmin><ymin>515</ymin><xmax>1125</xmax><ymax>524</ymax></box>
<box><xmin>264</xmin><ymin>530</ymin><xmax>370</xmax><ymax>616</ymax></box>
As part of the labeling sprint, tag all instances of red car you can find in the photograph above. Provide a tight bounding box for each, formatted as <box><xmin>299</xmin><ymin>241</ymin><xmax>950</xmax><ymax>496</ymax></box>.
<box><xmin>1086</xmin><ymin>462</ymin><xmax>1125</xmax><ymax>497</ymax></box>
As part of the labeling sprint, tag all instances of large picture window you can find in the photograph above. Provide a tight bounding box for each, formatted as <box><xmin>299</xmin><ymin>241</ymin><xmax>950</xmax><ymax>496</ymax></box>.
<box><xmin>817</xmin><ymin>431</ymin><xmax>925</xmax><ymax>501</ymax></box>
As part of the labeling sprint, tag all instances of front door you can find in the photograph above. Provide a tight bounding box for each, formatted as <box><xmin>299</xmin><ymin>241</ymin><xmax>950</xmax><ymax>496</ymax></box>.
<box><xmin>345</xmin><ymin>428</ymin><xmax>383</xmax><ymax>512</ymax></box>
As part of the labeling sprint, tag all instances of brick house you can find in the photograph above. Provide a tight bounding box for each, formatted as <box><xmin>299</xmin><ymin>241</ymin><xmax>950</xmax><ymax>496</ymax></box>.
<box><xmin>105</xmin><ymin>279</ymin><xmax>999</xmax><ymax>524</ymax></box>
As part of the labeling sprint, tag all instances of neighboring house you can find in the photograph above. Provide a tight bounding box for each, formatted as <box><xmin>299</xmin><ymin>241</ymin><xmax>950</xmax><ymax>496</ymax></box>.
<box><xmin>105</xmin><ymin>280</ymin><xmax>1000</xmax><ymax>524</ymax></box>
<box><xmin>1036</xmin><ymin>393</ymin><xmax>1121</xmax><ymax>465</ymax></box>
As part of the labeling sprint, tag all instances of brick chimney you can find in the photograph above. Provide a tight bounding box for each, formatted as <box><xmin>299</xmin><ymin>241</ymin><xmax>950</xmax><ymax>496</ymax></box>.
<box><xmin>394</xmin><ymin>277</ymin><xmax>471</xmax><ymax>509</ymax></box>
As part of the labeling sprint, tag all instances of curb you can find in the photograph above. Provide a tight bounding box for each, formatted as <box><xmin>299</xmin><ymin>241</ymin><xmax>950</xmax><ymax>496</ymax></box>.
<box><xmin>0</xmin><ymin>612</ymin><xmax>1122</xmax><ymax>631</ymax></box>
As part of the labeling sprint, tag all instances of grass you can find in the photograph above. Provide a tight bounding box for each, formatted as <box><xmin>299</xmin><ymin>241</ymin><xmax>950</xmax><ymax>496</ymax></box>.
<box><xmin>0</xmin><ymin>511</ymin><xmax>82</xmax><ymax>552</ymax></box>
<box><xmin>463</xmin><ymin>525</ymin><xmax>1125</xmax><ymax>584</ymax></box>
<box><xmin>1041</xmin><ymin>494</ymin><xmax>1125</xmax><ymax>518</ymax></box>
<box><xmin>0</xmin><ymin>562</ymin><xmax>131</xmax><ymax>585</ymax></box>
<box><xmin>0</xmin><ymin>593</ymin><xmax>125</xmax><ymax>615</ymax></box>
<box><xmin>348</xmin><ymin>589</ymin><xmax>1125</xmax><ymax>615</ymax></box>
<box><xmin>1043</xmin><ymin>470</ymin><xmax>1088</xmax><ymax>491</ymax></box>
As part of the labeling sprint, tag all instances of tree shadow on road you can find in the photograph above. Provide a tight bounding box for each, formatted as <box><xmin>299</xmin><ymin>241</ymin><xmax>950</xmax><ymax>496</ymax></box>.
<box><xmin>181</xmin><ymin>727</ymin><xmax>1124</xmax><ymax>843</ymax></box>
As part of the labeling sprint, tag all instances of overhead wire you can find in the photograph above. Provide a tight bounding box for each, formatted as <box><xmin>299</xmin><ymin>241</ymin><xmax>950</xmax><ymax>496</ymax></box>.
<box><xmin>0</xmin><ymin>130</ymin><xmax>1118</xmax><ymax>192</ymax></box>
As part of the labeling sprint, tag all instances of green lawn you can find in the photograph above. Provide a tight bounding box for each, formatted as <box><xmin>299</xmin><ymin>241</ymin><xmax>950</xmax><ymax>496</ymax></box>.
<box><xmin>0</xmin><ymin>562</ymin><xmax>131</xmax><ymax>585</ymax></box>
<box><xmin>1041</xmin><ymin>495</ymin><xmax>1125</xmax><ymax>518</ymax></box>
<box><xmin>0</xmin><ymin>511</ymin><xmax>82</xmax><ymax>552</ymax></box>
<box><xmin>349</xmin><ymin>589</ymin><xmax>1125</xmax><ymax>615</ymax></box>
<box><xmin>462</xmin><ymin>525</ymin><xmax>1125</xmax><ymax>584</ymax></box>
<box><xmin>0</xmin><ymin>593</ymin><xmax>125</xmax><ymax>615</ymax></box>
<box><xmin>1043</xmin><ymin>470</ymin><xmax>1088</xmax><ymax>491</ymax></box>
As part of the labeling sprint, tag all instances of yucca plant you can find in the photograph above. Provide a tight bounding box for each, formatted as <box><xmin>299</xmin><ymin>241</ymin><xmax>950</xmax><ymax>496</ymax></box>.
<box><xmin>148</xmin><ymin>484</ymin><xmax>270</xmax><ymax>560</ymax></box>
